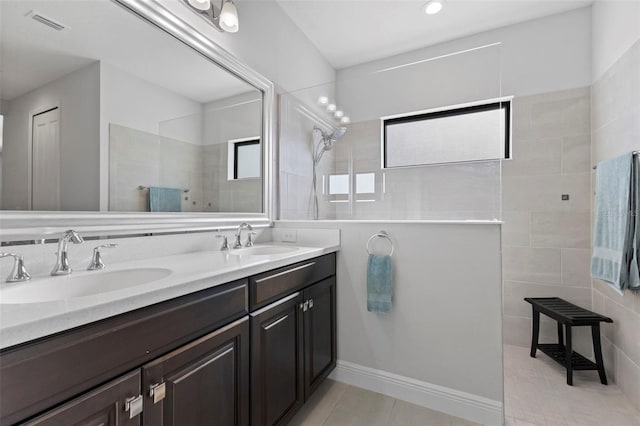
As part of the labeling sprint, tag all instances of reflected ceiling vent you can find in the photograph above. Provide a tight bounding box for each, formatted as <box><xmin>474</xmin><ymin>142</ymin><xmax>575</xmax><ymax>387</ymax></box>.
<box><xmin>27</xmin><ymin>11</ymin><xmax>65</xmax><ymax>31</ymax></box>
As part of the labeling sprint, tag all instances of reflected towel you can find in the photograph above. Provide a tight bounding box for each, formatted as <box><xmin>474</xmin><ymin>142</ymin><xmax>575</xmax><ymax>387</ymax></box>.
<box><xmin>148</xmin><ymin>187</ymin><xmax>182</xmax><ymax>212</ymax></box>
<box><xmin>591</xmin><ymin>153</ymin><xmax>639</xmax><ymax>294</ymax></box>
<box><xmin>367</xmin><ymin>254</ymin><xmax>392</xmax><ymax>313</ymax></box>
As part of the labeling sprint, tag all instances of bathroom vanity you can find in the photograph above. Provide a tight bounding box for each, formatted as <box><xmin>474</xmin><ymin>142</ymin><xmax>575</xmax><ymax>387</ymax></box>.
<box><xmin>0</xmin><ymin>250</ymin><xmax>337</xmax><ymax>426</ymax></box>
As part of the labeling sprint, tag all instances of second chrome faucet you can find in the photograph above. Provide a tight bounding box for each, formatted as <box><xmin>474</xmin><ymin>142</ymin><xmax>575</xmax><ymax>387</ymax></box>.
<box><xmin>233</xmin><ymin>222</ymin><xmax>256</xmax><ymax>249</ymax></box>
<box><xmin>51</xmin><ymin>230</ymin><xmax>84</xmax><ymax>276</ymax></box>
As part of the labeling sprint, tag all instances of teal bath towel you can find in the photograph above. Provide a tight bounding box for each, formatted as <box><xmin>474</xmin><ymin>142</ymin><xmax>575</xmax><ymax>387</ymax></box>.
<box><xmin>591</xmin><ymin>153</ymin><xmax>639</xmax><ymax>294</ymax></box>
<box><xmin>367</xmin><ymin>254</ymin><xmax>393</xmax><ymax>313</ymax></box>
<box><xmin>148</xmin><ymin>187</ymin><xmax>182</xmax><ymax>212</ymax></box>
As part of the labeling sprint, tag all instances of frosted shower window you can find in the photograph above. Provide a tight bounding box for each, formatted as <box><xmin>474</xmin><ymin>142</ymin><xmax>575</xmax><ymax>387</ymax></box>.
<box><xmin>383</xmin><ymin>100</ymin><xmax>511</xmax><ymax>168</ymax></box>
<box><xmin>228</xmin><ymin>138</ymin><xmax>260</xmax><ymax>179</ymax></box>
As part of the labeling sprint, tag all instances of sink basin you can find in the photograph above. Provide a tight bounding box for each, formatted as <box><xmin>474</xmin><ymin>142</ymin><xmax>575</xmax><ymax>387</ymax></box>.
<box><xmin>0</xmin><ymin>268</ymin><xmax>172</xmax><ymax>304</ymax></box>
<box><xmin>230</xmin><ymin>245</ymin><xmax>299</xmax><ymax>257</ymax></box>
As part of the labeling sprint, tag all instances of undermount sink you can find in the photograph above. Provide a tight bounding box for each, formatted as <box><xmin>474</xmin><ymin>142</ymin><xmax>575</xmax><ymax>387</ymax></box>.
<box><xmin>0</xmin><ymin>268</ymin><xmax>172</xmax><ymax>304</ymax></box>
<box><xmin>229</xmin><ymin>245</ymin><xmax>299</xmax><ymax>257</ymax></box>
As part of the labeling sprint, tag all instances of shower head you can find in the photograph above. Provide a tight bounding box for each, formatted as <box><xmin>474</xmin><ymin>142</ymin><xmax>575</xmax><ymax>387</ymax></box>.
<box><xmin>313</xmin><ymin>125</ymin><xmax>347</xmax><ymax>149</ymax></box>
<box><xmin>313</xmin><ymin>125</ymin><xmax>348</xmax><ymax>165</ymax></box>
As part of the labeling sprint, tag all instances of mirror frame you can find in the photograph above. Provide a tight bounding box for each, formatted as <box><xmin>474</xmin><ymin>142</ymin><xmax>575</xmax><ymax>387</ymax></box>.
<box><xmin>0</xmin><ymin>0</ymin><xmax>275</xmax><ymax>242</ymax></box>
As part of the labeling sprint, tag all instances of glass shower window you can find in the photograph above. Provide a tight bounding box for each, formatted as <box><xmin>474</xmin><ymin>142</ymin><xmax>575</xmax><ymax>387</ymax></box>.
<box><xmin>382</xmin><ymin>99</ymin><xmax>511</xmax><ymax>168</ymax></box>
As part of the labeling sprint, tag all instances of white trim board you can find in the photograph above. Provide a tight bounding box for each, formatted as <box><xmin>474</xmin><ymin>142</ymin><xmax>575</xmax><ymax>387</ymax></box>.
<box><xmin>329</xmin><ymin>360</ymin><xmax>504</xmax><ymax>426</ymax></box>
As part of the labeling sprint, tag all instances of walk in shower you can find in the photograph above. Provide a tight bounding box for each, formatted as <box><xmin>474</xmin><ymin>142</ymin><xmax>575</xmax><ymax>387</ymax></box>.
<box><xmin>279</xmin><ymin>42</ymin><xmax>504</xmax><ymax>221</ymax></box>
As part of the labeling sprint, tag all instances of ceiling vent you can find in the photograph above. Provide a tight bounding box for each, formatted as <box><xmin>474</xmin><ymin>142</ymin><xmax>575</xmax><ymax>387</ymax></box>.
<box><xmin>28</xmin><ymin>11</ymin><xmax>65</xmax><ymax>31</ymax></box>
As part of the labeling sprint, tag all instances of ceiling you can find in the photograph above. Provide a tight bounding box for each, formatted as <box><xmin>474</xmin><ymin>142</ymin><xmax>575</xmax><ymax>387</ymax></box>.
<box><xmin>0</xmin><ymin>0</ymin><xmax>255</xmax><ymax>103</ymax></box>
<box><xmin>275</xmin><ymin>0</ymin><xmax>594</xmax><ymax>69</ymax></box>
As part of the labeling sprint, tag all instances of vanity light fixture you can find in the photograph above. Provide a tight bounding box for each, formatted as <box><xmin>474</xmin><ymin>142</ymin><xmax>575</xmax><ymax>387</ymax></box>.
<box><xmin>183</xmin><ymin>0</ymin><xmax>239</xmax><ymax>33</ymax></box>
<box><xmin>327</xmin><ymin>103</ymin><xmax>337</xmax><ymax>112</ymax></box>
<box><xmin>341</xmin><ymin>116</ymin><xmax>351</xmax><ymax>124</ymax></box>
<box><xmin>334</xmin><ymin>110</ymin><xmax>344</xmax><ymax>119</ymax></box>
<box><xmin>317</xmin><ymin>96</ymin><xmax>329</xmax><ymax>106</ymax></box>
<box><xmin>424</xmin><ymin>0</ymin><xmax>444</xmax><ymax>15</ymax></box>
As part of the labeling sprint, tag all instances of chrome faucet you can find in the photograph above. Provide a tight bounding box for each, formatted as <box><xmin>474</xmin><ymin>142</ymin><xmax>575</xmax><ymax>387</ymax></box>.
<box><xmin>51</xmin><ymin>230</ymin><xmax>84</xmax><ymax>276</ymax></box>
<box><xmin>87</xmin><ymin>244</ymin><xmax>118</xmax><ymax>270</ymax></box>
<box><xmin>233</xmin><ymin>223</ymin><xmax>254</xmax><ymax>249</ymax></box>
<box><xmin>0</xmin><ymin>253</ymin><xmax>31</xmax><ymax>282</ymax></box>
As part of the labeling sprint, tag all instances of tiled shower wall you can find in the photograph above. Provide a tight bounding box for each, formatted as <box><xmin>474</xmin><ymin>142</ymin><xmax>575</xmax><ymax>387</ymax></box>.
<box><xmin>330</xmin><ymin>120</ymin><xmax>501</xmax><ymax>220</ymax></box>
<box><xmin>591</xmin><ymin>40</ymin><xmax>640</xmax><ymax>408</ymax></box>
<box><xmin>501</xmin><ymin>87</ymin><xmax>593</xmax><ymax>355</ymax></box>
<box><xmin>109</xmin><ymin>123</ymin><xmax>204</xmax><ymax>212</ymax></box>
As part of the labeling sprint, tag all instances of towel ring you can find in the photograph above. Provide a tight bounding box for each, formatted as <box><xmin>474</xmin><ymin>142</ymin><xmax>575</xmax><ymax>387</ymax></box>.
<box><xmin>366</xmin><ymin>231</ymin><xmax>394</xmax><ymax>257</ymax></box>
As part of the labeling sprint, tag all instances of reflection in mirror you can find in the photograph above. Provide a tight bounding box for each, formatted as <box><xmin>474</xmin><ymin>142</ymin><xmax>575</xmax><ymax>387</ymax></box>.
<box><xmin>0</xmin><ymin>0</ymin><xmax>263</xmax><ymax>213</ymax></box>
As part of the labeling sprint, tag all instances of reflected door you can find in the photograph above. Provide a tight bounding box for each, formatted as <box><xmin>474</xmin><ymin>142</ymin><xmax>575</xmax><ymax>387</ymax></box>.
<box><xmin>32</xmin><ymin>107</ymin><xmax>60</xmax><ymax>210</ymax></box>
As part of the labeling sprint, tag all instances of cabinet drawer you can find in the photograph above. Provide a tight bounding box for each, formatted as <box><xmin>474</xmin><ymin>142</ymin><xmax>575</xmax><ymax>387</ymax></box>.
<box><xmin>0</xmin><ymin>280</ymin><xmax>247</xmax><ymax>426</ymax></box>
<box><xmin>249</xmin><ymin>253</ymin><xmax>335</xmax><ymax>311</ymax></box>
<box><xmin>21</xmin><ymin>370</ymin><xmax>142</xmax><ymax>426</ymax></box>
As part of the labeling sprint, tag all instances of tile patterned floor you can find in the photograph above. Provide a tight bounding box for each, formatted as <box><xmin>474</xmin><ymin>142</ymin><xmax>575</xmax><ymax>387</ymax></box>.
<box><xmin>289</xmin><ymin>346</ymin><xmax>640</xmax><ymax>425</ymax></box>
<box><xmin>504</xmin><ymin>344</ymin><xmax>640</xmax><ymax>426</ymax></box>
<box><xmin>288</xmin><ymin>379</ymin><xmax>481</xmax><ymax>426</ymax></box>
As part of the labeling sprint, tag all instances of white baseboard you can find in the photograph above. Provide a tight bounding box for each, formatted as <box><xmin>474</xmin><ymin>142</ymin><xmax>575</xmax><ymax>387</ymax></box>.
<box><xmin>329</xmin><ymin>360</ymin><xmax>504</xmax><ymax>426</ymax></box>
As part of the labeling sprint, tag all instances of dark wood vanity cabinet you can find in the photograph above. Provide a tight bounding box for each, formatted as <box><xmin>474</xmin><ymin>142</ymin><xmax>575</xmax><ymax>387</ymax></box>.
<box><xmin>21</xmin><ymin>370</ymin><xmax>142</xmax><ymax>426</ymax></box>
<box><xmin>250</xmin><ymin>254</ymin><xmax>337</xmax><ymax>426</ymax></box>
<box><xmin>142</xmin><ymin>318</ymin><xmax>249</xmax><ymax>426</ymax></box>
<box><xmin>0</xmin><ymin>253</ymin><xmax>336</xmax><ymax>426</ymax></box>
<box><xmin>303</xmin><ymin>277</ymin><xmax>337</xmax><ymax>399</ymax></box>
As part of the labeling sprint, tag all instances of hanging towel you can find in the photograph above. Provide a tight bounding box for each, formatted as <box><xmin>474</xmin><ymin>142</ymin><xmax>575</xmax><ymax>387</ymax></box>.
<box><xmin>148</xmin><ymin>187</ymin><xmax>182</xmax><ymax>212</ymax></box>
<box><xmin>367</xmin><ymin>254</ymin><xmax>393</xmax><ymax>313</ymax></box>
<box><xmin>630</xmin><ymin>156</ymin><xmax>640</xmax><ymax>293</ymax></box>
<box><xmin>591</xmin><ymin>153</ymin><xmax>638</xmax><ymax>295</ymax></box>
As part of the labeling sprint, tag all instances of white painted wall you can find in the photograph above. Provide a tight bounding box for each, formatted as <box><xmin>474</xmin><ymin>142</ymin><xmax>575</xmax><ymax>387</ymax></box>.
<box><xmin>99</xmin><ymin>62</ymin><xmax>203</xmax><ymax>210</ymax></box>
<box><xmin>1</xmin><ymin>62</ymin><xmax>100</xmax><ymax>211</ymax></box>
<box><xmin>591</xmin><ymin>0</ymin><xmax>640</xmax><ymax>82</ymax></box>
<box><xmin>202</xmin><ymin>91</ymin><xmax>261</xmax><ymax>146</ymax></box>
<box><xmin>157</xmin><ymin>0</ymin><xmax>336</xmax><ymax>94</ymax></box>
<box><xmin>337</xmin><ymin>6</ymin><xmax>591</xmax><ymax>121</ymax></box>
<box><xmin>275</xmin><ymin>221</ymin><xmax>504</xmax><ymax>424</ymax></box>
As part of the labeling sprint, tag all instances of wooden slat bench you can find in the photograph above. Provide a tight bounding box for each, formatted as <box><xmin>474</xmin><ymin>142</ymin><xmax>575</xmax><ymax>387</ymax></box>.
<box><xmin>524</xmin><ymin>297</ymin><xmax>613</xmax><ymax>386</ymax></box>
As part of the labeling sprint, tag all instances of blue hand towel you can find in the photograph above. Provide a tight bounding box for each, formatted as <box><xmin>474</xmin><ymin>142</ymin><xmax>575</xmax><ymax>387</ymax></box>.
<box><xmin>367</xmin><ymin>254</ymin><xmax>393</xmax><ymax>313</ymax></box>
<box><xmin>148</xmin><ymin>187</ymin><xmax>182</xmax><ymax>212</ymax></box>
<box><xmin>591</xmin><ymin>153</ymin><xmax>638</xmax><ymax>294</ymax></box>
<box><xmin>630</xmin><ymin>157</ymin><xmax>640</xmax><ymax>293</ymax></box>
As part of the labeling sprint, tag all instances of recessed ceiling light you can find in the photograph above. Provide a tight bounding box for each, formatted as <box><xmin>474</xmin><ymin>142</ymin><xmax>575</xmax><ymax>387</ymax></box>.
<box><xmin>424</xmin><ymin>0</ymin><xmax>444</xmax><ymax>15</ymax></box>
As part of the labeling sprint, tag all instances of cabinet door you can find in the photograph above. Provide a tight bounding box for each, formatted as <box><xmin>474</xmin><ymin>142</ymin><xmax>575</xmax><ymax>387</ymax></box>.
<box><xmin>22</xmin><ymin>370</ymin><xmax>141</xmax><ymax>426</ymax></box>
<box><xmin>250</xmin><ymin>292</ymin><xmax>304</xmax><ymax>426</ymax></box>
<box><xmin>142</xmin><ymin>317</ymin><xmax>249</xmax><ymax>426</ymax></box>
<box><xmin>303</xmin><ymin>277</ymin><xmax>337</xmax><ymax>399</ymax></box>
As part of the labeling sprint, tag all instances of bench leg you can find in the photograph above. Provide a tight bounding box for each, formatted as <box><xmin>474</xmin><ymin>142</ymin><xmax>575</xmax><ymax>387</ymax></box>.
<box><xmin>557</xmin><ymin>322</ymin><xmax>564</xmax><ymax>348</ymax></box>
<box><xmin>566</xmin><ymin>325</ymin><xmax>573</xmax><ymax>386</ymax></box>
<box><xmin>530</xmin><ymin>309</ymin><xmax>540</xmax><ymax>357</ymax></box>
<box><xmin>591</xmin><ymin>324</ymin><xmax>608</xmax><ymax>385</ymax></box>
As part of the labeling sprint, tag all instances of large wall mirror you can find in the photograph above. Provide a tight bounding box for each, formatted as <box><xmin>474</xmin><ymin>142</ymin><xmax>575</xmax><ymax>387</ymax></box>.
<box><xmin>0</xmin><ymin>0</ymin><xmax>274</xmax><ymax>240</ymax></box>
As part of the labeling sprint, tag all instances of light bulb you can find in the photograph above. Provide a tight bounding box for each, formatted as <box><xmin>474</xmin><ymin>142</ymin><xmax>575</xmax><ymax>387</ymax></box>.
<box><xmin>424</xmin><ymin>0</ymin><xmax>443</xmax><ymax>15</ymax></box>
<box><xmin>219</xmin><ymin>0</ymin><xmax>239</xmax><ymax>32</ymax></box>
<box><xmin>341</xmin><ymin>116</ymin><xmax>351</xmax><ymax>124</ymax></box>
<box><xmin>317</xmin><ymin>96</ymin><xmax>329</xmax><ymax>106</ymax></box>
<box><xmin>327</xmin><ymin>104</ymin><xmax>336</xmax><ymax>112</ymax></box>
<box><xmin>188</xmin><ymin>0</ymin><xmax>211</xmax><ymax>11</ymax></box>
<box><xmin>334</xmin><ymin>110</ymin><xmax>344</xmax><ymax>119</ymax></box>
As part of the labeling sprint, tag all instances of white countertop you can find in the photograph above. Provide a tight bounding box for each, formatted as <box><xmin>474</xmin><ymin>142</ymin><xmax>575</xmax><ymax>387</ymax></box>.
<box><xmin>0</xmin><ymin>243</ymin><xmax>339</xmax><ymax>350</ymax></box>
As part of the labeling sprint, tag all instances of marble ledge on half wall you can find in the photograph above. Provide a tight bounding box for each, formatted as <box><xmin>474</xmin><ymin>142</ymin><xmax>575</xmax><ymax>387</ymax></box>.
<box><xmin>274</xmin><ymin>219</ymin><xmax>503</xmax><ymax>226</ymax></box>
